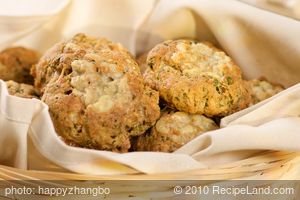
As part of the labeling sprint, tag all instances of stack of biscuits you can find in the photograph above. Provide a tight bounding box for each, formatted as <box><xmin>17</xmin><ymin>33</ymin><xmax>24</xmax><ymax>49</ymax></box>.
<box><xmin>0</xmin><ymin>34</ymin><xmax>284</xmax><ymax>153</ymax></box>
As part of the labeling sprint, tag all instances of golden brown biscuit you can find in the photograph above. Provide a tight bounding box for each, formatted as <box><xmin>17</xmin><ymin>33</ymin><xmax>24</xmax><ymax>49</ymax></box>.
<box><xmin>248</xmin><ymin>78</ymin><xmax>284</xmax><ymax>104</ymax></box>
<box><xmin>40</xmin><ymin>34</ymin><xmax>160</xmax><ymax>152</ymax></box>
<box><xmin>32</xmin><ymin>33</ymin><xmax>135</xmax><ymax>90</ymax></box>
<box><xmin>6</xmin><ymin>80</ymin><xmax>39</xmax><ymax>99</ymax></box>
<box><xmin>134</xmin><ymin>109</ymin><xmax>218</xmax><ymax>152</ymax></box>
<box><xmin>0</xmin><ymin>47</ymin><xmax>40</xmax><ymax>84</ymax></box>
<box><xmin>143</xmin><ymin>40</ymin><xmax>252</xmax><ymax>116</ymax></box>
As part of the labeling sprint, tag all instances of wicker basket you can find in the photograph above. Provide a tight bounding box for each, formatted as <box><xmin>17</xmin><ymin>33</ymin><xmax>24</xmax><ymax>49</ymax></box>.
<box><xmin>1</xmin><ymin>151</ymin><xmax>300</xmax><ymax>199</ymax></box>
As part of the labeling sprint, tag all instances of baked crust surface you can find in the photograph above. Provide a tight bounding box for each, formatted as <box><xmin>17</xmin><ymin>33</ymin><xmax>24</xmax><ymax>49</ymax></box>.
<box><xmin>143</xmin><ymin>40</ymin><xmax>252</xmax><ymax>116</ymax></box>
<box><xmin>135</xmin><ymin>109</ymin><xmax>218</xmax><ymax>152</ymax></box>
<box><xmin>0</xmin><ymin>47</ymin><xmax>39</xmax><ymax>84</ymax></box>
<box><xmin>39</xmin><ymin>34</ymin><xmax>160</xmax><ymax>152</ymax></box>
<box><xmin>6</xmin><ymin>80</ymin><xmax>39</xmax><ymax>99</ymax></box>
<box><xmin>248</xmin><ymin>78</ymin><xmax>284</xmax><ymax>104</ymax></box>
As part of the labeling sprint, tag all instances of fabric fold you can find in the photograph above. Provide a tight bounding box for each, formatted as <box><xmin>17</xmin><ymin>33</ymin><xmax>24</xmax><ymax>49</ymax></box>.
<box><xmin>0</xmin><ymin>0</ymin><xmax>300</xmax><ymax>175</ymax></box>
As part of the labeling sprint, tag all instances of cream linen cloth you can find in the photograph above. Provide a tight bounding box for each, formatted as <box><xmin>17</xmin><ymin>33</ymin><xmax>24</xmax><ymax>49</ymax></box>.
<box><xmin>0</xmin><ymin>0</ymin><xmax>300</xmax><ymax>175</ymax></box>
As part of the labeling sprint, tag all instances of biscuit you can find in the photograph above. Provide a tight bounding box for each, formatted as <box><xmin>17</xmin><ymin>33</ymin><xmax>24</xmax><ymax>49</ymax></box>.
<box><xmin>134</xmin><ymin>109</ymin><xmax>218</xmax><ymax>152</ymax></box>
<box><xmin>0</xmin><ymin>47</ymin><xmax>40</xmax><ymax>84</ymax></box>
<box><xmin>143</xmin><ymin>40</ymin><xmax>252</xmax><ymax>116</ymax></box>
<box><xmin>32</xmin><ymin>33</ymin><xmax>134</xmax><ymax>90</ymax></box>
<box><xmin>6</xmin><ymin>80</ymin><xmax>39</xmax><ymax>99</ymax></box>
<box><xmin>248</xmin><ymin>78</ymin><xmax>284</xmax><ymax>104</ymax></box>
<box><xmin>40</xmin><ymin>34</ymin><xmax>160</xmax><ymax>152</ymax></box>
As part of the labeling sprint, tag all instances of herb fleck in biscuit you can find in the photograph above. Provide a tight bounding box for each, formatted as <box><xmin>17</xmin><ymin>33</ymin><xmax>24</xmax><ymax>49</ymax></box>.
<box><xmin>144</xmin><ymin>40</ymin><xmax>252</xmax><ymax>116</ymax></box>
<box><xmin>39</xmin><ymin>34</ymin><xmax>160</xmax><ymax>152</ymax></box>
<box><xmin>135</xmin><ymin>109</ymin><xmax>218</xmax><ymax>152</ymax></box>
<box><xmin>0</xmin><ymin>47</ymin><xmax>39</xmax><ymax>84</ymax></box>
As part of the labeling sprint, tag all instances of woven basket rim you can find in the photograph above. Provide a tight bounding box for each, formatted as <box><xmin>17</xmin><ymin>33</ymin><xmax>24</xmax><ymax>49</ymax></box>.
<box><xmin>1</xmin><ymin>151</ymin><xmax>300</xmax><ymax>180</ymax></box>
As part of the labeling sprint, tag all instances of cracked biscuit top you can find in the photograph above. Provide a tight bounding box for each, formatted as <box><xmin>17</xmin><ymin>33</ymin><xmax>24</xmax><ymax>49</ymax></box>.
<box><xmin>134</xmin><ymin>109</ymin><xmax>218</xmax><ymax>152</ymax></box>
<box><xmin>40</xmin><ymin>34</ymin><xmax>160</xmax><ymax>152</ymax></box>
<box><xmin>143</xmin><ymin>40</ymin><xmax>252</xmax><ymax>116</ymax></box>
<box><xmin>32</xmin><ymin>33</ymin><xmax>136</xmax><ymax>90</ymax></box>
